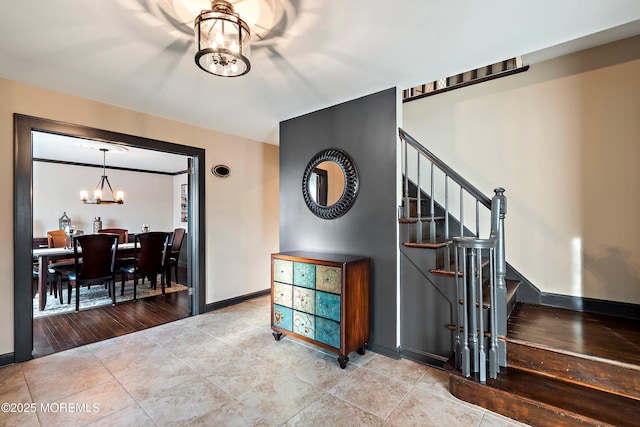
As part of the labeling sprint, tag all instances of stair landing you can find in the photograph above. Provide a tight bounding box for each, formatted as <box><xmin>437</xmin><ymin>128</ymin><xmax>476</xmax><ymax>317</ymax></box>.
<box><xmin>446</xmin><ymin>303</ymin><xmax>640</xmax><ymax>427</ymax></box>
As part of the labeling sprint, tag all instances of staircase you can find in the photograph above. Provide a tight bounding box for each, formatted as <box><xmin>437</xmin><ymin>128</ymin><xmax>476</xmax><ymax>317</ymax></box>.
<box><xmin>446</xmin><ymin>304</ymin><xmax>640</xmax><ymax>426</ymax></box>
<box><xmin>398</xmin><ymin>128</ymin><xmax>640</xmax><ymax>425</ymax></box>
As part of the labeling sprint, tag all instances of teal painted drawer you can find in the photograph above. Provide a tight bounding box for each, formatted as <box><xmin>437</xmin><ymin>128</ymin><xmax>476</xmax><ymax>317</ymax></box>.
<box><xmin>273</xmin><ymin>304</ymin><xmax>292</xmax><ymax>331</ymax></box>
<box><xmin>316</xmin><ymin>317</ymin><xmax>340</xmax><ymax>349</ymax></box>
<box><xmin>293</xmin><ymin>262</ymin><xmax>315</xmax><ymax>289</ymax></box>
<box><xmin>293</xmin><ymin>311</ymin><xmax>315</xmax><ymax>339</ymax></box>
<box><xmin>293</xmin><ymin>286</ymin><xmax>315</xmax><ymax>314</ymax></box>
<box><xmin>273</xmin><ymin>282</ymin><xmax>292</xmax><ymax>307</ymax></box>
<box><xmin>315</xmin><ymin>291</ymin><xmax>341</xmax><ymax>322</ymax></box>
<box><xmin>273</xmin><ymin>259</ymin><xmax>293</xmax><ymax>284</ymax></box>
<box><xmin>316</xmin><ymin>265</ymin><xmax>342</xmax><ymax>294</ymax></box>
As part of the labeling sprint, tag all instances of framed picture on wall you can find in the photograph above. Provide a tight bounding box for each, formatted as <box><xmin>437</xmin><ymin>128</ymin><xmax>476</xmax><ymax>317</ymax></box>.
<box><xmin>181</xmin><ymin>184</ymin><xmax>188</xmax><ymax>222</ymax></box>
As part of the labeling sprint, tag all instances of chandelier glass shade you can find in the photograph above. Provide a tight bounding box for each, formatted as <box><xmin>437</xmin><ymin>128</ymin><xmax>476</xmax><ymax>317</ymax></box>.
<box><xmin>80</xmin><ymin>149</ymin><xmax>124</xmax><ymax>205</ymax></box>
<box><xmin>194</xmin><ymin>0</ymin><xmax>251</xmax><ymax>77</ymax></box>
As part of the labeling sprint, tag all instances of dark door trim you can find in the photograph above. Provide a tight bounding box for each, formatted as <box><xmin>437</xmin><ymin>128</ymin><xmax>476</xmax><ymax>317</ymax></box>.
<box><xmin>13</xmin><ymin>114</ymin><xmax>206</xmax><ymax>362</ymax></box>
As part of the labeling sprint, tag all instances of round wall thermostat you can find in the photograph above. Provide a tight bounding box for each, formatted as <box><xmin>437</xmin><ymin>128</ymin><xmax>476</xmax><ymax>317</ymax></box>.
<box><xmin>211</xmin><ymin>164</ymin><xmax>231</xmax><ymax>178</ymax></box>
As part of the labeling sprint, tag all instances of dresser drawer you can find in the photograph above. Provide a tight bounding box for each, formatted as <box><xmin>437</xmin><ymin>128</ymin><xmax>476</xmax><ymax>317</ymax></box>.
<box><xmin>293</xmin><ymin>262</ymin><xmax>315</xmax><ymax>288</ymax></box>
<box><xmin>315</xmin><ymin>291</ymin><xmax>341</xmax><ymax>322</ymax></box>
<box><xmin>273</xmin><ymin>259</ymin><xmax>293</xmax><ymax>284</ymax></box>
<box><xmin>293</xmin><ymin>311</ymin><xmax>315</xmax><ymax>339</ymax></box>
<box><xmin>273</xmin><ymin>282</ymin><xmax>293</xmax><ymax>307</ymax></box>
<box><xmin>293</xmin><ymin>286</ymin><xmax>315</xmax><ymax>314</ymax></box>
<box><xmin>316</xmin><ymin>317</ymin><xmax>340</xmax><ymax>349</ymax></box>
<box><xmin>316</xmin><ymin>265</ymin><xmax>342</xmax><ymax>294</ymax></box>
<box><xmin>273</xmin><ymin>304</ymin><xmax>292</xmax><ymax>332</ymax></box>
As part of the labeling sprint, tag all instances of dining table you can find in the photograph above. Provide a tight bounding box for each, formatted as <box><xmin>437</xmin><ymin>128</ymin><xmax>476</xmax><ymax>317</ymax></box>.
<box><xmin>32</xmin><ymin>242</ymin><xmax>138</xmax><ymax>311</ymax></box>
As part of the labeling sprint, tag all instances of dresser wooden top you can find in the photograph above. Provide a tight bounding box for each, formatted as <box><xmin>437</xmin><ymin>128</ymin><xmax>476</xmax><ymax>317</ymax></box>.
<box><xmin>273</xmin><ymin>251</ymin><xmax>369</xmax><ymax>264</ymax></box>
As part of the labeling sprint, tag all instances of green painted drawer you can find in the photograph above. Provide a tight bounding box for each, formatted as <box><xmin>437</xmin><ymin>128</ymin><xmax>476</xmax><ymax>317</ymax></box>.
<box><xmin>293</xmin><ymin>286</ymin><xmax>315</xmax><ymax>314</ymax></box>
<box><xmin>273</xmin><ymin>259</ymin><xmax>293</xmax><ymax>284</ymax></box>
<box><xmin>316</xmin><ymin>291</ymin><xmax>341</xmax><ymax>322</ymax></box>
<box><xmin>293</xmin><ymin>262</ymin><xmax>315</xmax><ymax>289</ymax></box>
<box><xmin>316</xmin><ymin>265</ymin><xmax>342</xmax><ymax>294</ymax></box>
<box><xmin>273</xmin><ymin>282</ymin><xmax>292</xmax><ymax>307</ymax></box>
<box><xmin>273</xmin><ymin>304</ymin><xmax>292</xmax><ymax>332</ymax></box>
<box><xmin>316</xmin><ymin>317</ymin><xmax>340</xmax><ymax>349</ymax></box>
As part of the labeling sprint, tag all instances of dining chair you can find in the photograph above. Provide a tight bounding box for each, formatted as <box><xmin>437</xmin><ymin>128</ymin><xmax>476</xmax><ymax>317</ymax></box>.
<box><xmin>165</xmin><ymin>227</ymin><xmax>186</xmax><ymax>286</ymax></box>
<box><xmin>98</xmin><ymin>228</ymin><xmax>129</xmax><ymax>244</ymax></box>
<box><xmin>46</xmin><ymin>229</ymin><xmax>73</xmax><ymax>304</ymax></box>
<box><xmin>67</xmin><ymin>233</ymin><xmax>119</xmax><ymax>312</ymax></box>
<box><xmin>120</xmin><ymin>232</ymin><xmax>169</xmax><ymax>300</ymax></box>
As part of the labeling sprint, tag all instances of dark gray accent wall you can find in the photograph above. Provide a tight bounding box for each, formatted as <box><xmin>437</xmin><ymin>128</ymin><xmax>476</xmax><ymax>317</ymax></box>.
<box><xmin>279</xmin><ymin>88</ymin><xmax>399</xmax><ymax>357</ymax></box>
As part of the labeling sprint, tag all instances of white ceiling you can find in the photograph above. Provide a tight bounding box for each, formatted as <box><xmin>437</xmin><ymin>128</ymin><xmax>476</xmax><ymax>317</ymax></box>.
<box><xmin>2</xmin><ymin>0</ymin><xmax>640</xmax><ymax>154</ymax></box>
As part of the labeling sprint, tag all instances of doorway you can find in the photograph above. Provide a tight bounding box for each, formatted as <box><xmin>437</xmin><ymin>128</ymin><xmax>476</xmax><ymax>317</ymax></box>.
<box><xmin>14</xmin><ymin>114</ymin><xmax>206</xmax><ymax>363</ymax></box>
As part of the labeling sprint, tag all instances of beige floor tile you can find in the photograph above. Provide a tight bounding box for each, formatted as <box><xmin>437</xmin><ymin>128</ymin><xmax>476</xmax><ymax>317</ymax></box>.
<box><xmin>139</xmin><ymin>376</ymin><xmax>239</xmax><ymax>425</ymax></box>
<box><xmin>84</xmin><ymin>404</ymin><xmax>156</xmax><ymax>427</ymax></box>
<box><xmin>329</xmin><ymin>367</ymin><xmax>412</xmax><ymax>419</ymax></box>
<box><xmin>480</xmin><ymin>412</ymin><xmax>531</xmax><ymax>426</ymax></box>
<box><xmin>216</xmin><ymin>324</ymin><xmax>278</xmax><ymax>349</ymax></box>
<box><xmin>252</xmin><ymin>337</ymin><xmax>327</xmax><ymax>370</ymax></box>
<box><xmin>195</xmin><ymin>317</ymin><xmax>257</xmax><ymax>342</ymax></box>
<box><xmin>0</xmin><ymin>364</ymin><xmax>31</xmax><ymax>403</ymax></box>
<box><xmin>92</xmin><ymin>340</ymin><xmax>174</xmax><ymax>379</ymax></box>
<box><xmin>37</xmin><ymin>379</ymin><xmax>136</xmax><ymax>427</ymax></box>
<box><xmin>284</xmin><ymin>393</ymin><xmax>387</xmax><ymax>427</ymax></box>
<box><xmin>238</xmin><ymin>372</ymin><xmax>325</xmax><ymax>425</ymax></box>
<box><xmin>290</xmin><ymin>351</ymin><xmax>359</xmax><ymax>391</ymax></box>
<box><xmin>178</xmin><ymin>339</ymin><xmax>246</xmax><ymax>377</ymax></box>
<box><xmin>115</xmin><ymin>357</ymin><xmax>200</xmax><ymax>402</ymax></box>
<box><xmin>205</xmin><ymin>353</ymin><xmax>280</xmax><ymax>398</ymax></box>
<box><xmin>413</xmin><ymin>365</ymin><xmax>451</xmax><ymax>398</ymax></box>
<box><xmin>87</xmin><ymin>333</ymin><xmax>157</xmax><ymax>360</ymax></box>
<box><xmin>0</xmin><ymin>408</ymin><xmax>40</xmax><ymax>427</ymax></box>
<box><xmin>362</xmin><ymin>354</ymin><xmax>431</xmax><ymax>385</ymax></box>
<box><xmin>22</xmin><ymin>347</ymin><xmax>113</xmax><ymax>403</ymax></box>
<box><xmin>386</xmin><ymin>387</ymin><xmax>484</xmax><ymax>426</ymax></box>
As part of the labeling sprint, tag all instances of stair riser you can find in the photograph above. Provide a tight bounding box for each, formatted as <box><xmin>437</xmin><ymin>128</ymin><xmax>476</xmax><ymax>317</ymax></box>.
<box><xmin>404</xmin><ymin>221</ymin><xmax>447</xmax><ymax>243</ymax></box>
<box><xmin>449</xmin><ymin>375</ymin><xmax>610</xmax><ymax>427</ymax></box>
<box><xmin>507</xmin><ymin>342</ymin><xmax>640</xmax><ymax>401</ymax></box>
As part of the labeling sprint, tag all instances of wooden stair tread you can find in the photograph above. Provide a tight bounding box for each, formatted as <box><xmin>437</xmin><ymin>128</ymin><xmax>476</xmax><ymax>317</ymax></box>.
<box><xmin>446</xmin><ymin>359</ymin><xmax>640</xmax><ymax>427</ymax></box>
<box><xmin>507</xmin><ymin>304</ymin><xmax>640</xmax><ymax>367</ymax></box>
<box><xmin>398</xmin><ymin>216</ymin><xmax>445</xmax><ymax>224</ymax></box>
<box><xmin>403</xmin><ymin>240</ymin><xmax>450</xmax><ymax>249</ymax></box>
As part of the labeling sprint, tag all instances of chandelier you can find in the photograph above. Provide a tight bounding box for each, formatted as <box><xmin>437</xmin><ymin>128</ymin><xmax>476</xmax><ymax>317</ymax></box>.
<box><xmin>194</xmin><ymin>0</ymin><xmax>251</xmax><ymax>77</ymax></box>
<box><xmin>80</xmin><ymin>149</ymin><xmax>124</xmax><ymax>205</ymax></box>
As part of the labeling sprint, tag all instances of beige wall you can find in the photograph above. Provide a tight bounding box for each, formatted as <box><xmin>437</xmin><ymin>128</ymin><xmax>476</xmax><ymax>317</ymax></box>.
<box><xmin>0</xmin><ymin>78</ymin><xmax>279</xmax><ymax>355</ymax></box>
<box><xmin>34</xmin><ymin>162</ymin><xmax>177</xmax><ymax>236</ymax></box>
<box><xmin>403</xmin><ymin>35</ymin><xmax>640</xmax><ymax>305</ymax></box>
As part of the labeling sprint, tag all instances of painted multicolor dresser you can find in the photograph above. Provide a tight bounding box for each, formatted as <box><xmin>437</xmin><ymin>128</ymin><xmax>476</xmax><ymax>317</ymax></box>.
<box><xmin>271</xmin><ymin>251</ymin><xmax>370</xmax><ymax>368</ymax></box>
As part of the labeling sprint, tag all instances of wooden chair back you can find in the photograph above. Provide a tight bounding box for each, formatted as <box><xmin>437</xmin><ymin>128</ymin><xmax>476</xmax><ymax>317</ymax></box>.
<box><xmin>73</xmin><ymin>233</ymin><xmax>119</xmax><ymax>282</ymax></box>
<box><xmin>170</xmin><ymin>228</ymin><xmax>186</xmax><ymax>256</ymax></box>
<box><xmin>134</xmin><ymin>232</ymin><xmax>169</xmax><ymax>276</ymax></box>
<box><xmin>47</xmin><ymin>230</ymin><xmax>68</xmax><ymax>248</ymax></box>
<box><xmin>98</xmin><ymin>228</ymin><xmax>129</xmax><ymax>244</ymax></box>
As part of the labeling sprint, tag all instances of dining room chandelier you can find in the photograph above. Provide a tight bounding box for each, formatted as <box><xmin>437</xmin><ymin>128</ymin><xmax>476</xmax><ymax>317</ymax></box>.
<box><xmin>194</xmin><ymin>0</ymin><xmax>251</xmax><ymax>77</ymax></box>
<box><xmin>80</xmin><ymin>148</ymin><xmax>124</xmax><ymax>205</ymax></box>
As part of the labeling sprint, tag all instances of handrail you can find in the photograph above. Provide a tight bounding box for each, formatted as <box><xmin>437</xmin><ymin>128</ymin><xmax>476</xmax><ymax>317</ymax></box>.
<box><xmin>399</xmin><ymin>128</ymin><xmax>491</xmax><ymax>209</ymax></box>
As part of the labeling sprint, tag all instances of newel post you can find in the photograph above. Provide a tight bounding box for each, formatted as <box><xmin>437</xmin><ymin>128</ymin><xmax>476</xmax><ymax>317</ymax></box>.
<box><xmin>491</xmin><ymin>187</ymin><xmax>507</xmax><ymax>366</ymax></box>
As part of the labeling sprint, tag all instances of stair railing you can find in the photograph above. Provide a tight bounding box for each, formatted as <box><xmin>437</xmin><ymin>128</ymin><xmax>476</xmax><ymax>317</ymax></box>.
<box><xmin>399</xmin><ymin>128</ymin><xmax>507</xmax><ymax>382</ymax></box>
<box><xmin>454</xmin><ymin>188</ymin><xmax>506</xmax><ymax>383</ymax></box>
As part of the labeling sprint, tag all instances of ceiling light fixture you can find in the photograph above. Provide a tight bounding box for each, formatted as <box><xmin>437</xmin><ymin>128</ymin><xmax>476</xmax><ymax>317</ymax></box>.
<box><xmin>194</xmin><ymin>0</ymin><xmax>251</xmax><ymax>77</ymax></box>
<box><xmin>80</xmin><ymin>148</ymin><xmax>124</xmax><ymax>205</ymax></box>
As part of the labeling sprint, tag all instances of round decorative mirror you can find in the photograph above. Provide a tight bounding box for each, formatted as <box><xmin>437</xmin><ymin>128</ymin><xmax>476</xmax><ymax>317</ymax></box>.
<box><xmin>302</xmin><ymin>148</ymin><xmax>359</xmax><ymax>219</ymax></box>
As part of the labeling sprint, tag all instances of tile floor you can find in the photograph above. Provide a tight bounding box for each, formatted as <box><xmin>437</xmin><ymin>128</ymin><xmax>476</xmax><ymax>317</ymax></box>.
<box><xmin>1</xmin><ymin>296</ymin><xmax>530</xmax><ymax>426</ymax></box>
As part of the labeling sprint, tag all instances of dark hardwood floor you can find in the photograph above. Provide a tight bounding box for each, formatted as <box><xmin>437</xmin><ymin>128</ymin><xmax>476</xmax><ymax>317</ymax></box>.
<box><xmin>33</xmin><ymin>290</ymin><xmax>189</xmax><ymax>358</ymax></box>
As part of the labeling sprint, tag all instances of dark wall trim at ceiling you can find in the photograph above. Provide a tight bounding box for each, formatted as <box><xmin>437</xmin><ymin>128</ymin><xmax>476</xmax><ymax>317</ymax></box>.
<box><xmin>540</xmin><ymin>292</ymin><xmax>640</xmax><ymax>321</ymax></box>
<box><xmin>205</xmin><ymin>288</ymin><xmax>270</xmax><ymax>312</ymax></box>
<box><xmin>403</xmin><ymin>65</ymin><xmax>530</xmax><ymax>103</ymax></box>
<box><xmin>33</xmin><ymin>157</ymin><xmax>188</xmax><ymax>176</ymax></box>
